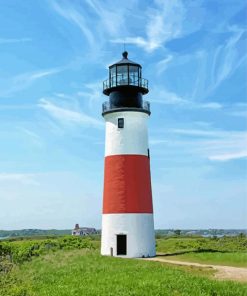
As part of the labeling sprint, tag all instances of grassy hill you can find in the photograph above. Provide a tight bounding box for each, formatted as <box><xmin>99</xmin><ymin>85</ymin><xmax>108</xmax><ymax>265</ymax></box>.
<box><xmin>1</xmin><ymin>236</ymin><xmax>246</xmax><ymax>295</ymax></box>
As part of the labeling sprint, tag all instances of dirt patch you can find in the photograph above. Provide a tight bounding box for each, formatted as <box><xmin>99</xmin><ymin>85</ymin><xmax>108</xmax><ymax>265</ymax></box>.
<box><xmin>145</xmin><ymin>257</ymin><xmax>247</xmax><ymax>282</ymax></box>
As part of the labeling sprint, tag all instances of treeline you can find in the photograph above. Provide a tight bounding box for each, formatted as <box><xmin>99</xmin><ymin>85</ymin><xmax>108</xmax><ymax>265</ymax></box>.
<box><xmin>155</xmin><ymin>229</ymin><xmax>247</xmax><ymax>237</ymax></box>
<box><xmin>0</xmin><ymin>229</ymin><xmax>71</xmax><ymax>238</ymax></box>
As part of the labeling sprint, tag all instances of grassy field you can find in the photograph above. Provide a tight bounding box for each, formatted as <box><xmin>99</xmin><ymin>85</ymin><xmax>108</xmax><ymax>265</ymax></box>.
<box><xmin>1</xmin><ymin>235</ymin><xmax>247</xmax><ymax>296</ymax></box>
<box><xmin>156</xmin><ymin>236</ymin><xmax>247</xmax><ymax>254</ymax></box>
<box><xmin>162</xmin><ymin>252</ymin><xmax>247</xmax><ymax>267</ymax></box>
<box><xmin>2</xmin><ymin>249</ymin><xmax>247</xmax><ymax>296</ymax></box>
<box><xmin>156</xmin><ymin>236</ymin><xmax>247</xmax><ymax>267</ymax></box>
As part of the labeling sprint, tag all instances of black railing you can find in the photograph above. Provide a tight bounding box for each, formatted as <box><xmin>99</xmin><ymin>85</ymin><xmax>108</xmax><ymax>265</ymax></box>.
<box><xmin>103</xmin><ymin>77</ymin><xmax>148</xmax><ymax>92</ymax></box>
<box><xmin>102</xmin><ymin>100</ymin><xmax>150</xmax><ymax>114</ymax></box>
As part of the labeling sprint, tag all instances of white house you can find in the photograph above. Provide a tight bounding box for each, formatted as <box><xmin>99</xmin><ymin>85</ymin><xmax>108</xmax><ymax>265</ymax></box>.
<box><xmin>72</xmin><ymin>224</ymin><xmax>97</xmax><ymax>236</ymax></box>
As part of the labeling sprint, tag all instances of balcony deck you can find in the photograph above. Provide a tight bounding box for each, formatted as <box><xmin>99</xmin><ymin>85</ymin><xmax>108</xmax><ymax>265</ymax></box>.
<box><xmin>103</xmin><ymin>77</ymin><xmax>149</xmax><ymax>95</ymax></box>
<box><xmin>102</xmin><ymin>100</ymin><xmax>151</xmax><ymax>116</ymax></box>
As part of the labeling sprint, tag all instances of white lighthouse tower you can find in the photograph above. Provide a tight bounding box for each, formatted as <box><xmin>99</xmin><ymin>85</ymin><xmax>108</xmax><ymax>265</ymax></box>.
<box><xmin>101</xmin><ymin>52</ymin><xmax>155</xmax><ymax>258</ymax></box>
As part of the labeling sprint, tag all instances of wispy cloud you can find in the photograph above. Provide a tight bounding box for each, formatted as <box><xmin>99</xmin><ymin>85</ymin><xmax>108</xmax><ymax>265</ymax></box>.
<box><xmin>226</xmin><ymin>102</ymin><xmax>247</xmax><ymax>117</ymax></box>
<box><xmin>211</xmin><ymin>27</ymin><xmax>246</xmax><ymax>91</ymax></box>
<box><xmin>50</xmin><ymin>0</ymin><xmax>136</xmax><ymax>59</ymax></box>
<box><xmin>191</xmin><ymin>26</ymin><xmax>247</xmax><ymax>101</ymax></box>
<box><xmin>228</xmin><ymin>110</ymin><xmax>247</xmax><ymax>117</ymax></box>
<box><xmin>170</xmin><ymin>128</ymin><xmax>222</xmax><ymax>137</ymax></box>
<box><xmin>38</xmin><ymin>98</ymin><xmax>103</xmax><ymax>128</ymax></box>
<box><xmin>0</xmin><ymin>67</ymin><xmax>64</xmax><ymax>97</ymax></box>
<box><xmin>151</xmin><ymin>88</ymin><xmax>223</xmax><ymax>110</ymax></box>
<box><xmin>13</xmin><ymin>68</ymin><xmax>63</xmax><ymax>85</ymax></box>
<box><xmin>209</xmin><ymin>151</ymin><xmax>247</xmax><ymax>162</ymax></box>
<box><xmin>0</xmin><ymin>37</ymin><xmax>31</xmax><ymax>44</ymax></box>
<box><xmin>77</xmin><ymin>82</ymin><xmax>102</xmax><ymax>110</ymax></box>
<box><xmin>51</xmin><ymin>0</ymin><xmax>95</xmax><ymax>47</ymax></box>
<box><xmin>112</xmin><ymin>0</ymin><xmax>186</xmax><ymax>52</ymax></box>
<box><xmin>18</xmin><ymin>127</ymin><xmax>44</xmax><ymax>149</ymax></box>
<box><xmin>152</xmin><ymin>127</ymin><xmax>247</xmax><ymax>162</ymax></box>
<box><xmin>199</xmin><ymin>102</ymin><xmax>222</xmax><ymax>110</ymax></box>
<box><xmin>156</xmin><ymin>55</ymin><xmax>173</xmax><ymax>75</ymax></box>
<box><xmin>0</xmin><ymin>173</ymin><xmax>39</xmax><ymax>185</ymax></box>
<box><xmin>84</xmin><ymin>0</ymin><xmax>128</xmax><ymax>37</ymax></box>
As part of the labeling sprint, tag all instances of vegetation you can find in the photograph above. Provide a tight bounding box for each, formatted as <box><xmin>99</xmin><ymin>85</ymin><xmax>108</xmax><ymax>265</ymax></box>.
<box><xmin>156</xmin><ymin>235</ymin><xmax>247</xmax><ymax>268</ymax></box>
<box><xmin>0</xmin><ymin>235</ymin><xmax>246</xmax><ymax>296</ymax></box>
<box><xmin>0</xmin><ymin>229</ymin><xmax>72</xmax><ymax>238</ymax></box>
<box><xmin>163</xmin><ymin>252</ymin><xmax>247</xmax><ymax>267</ymax></box>
<box><xmin>2</xmin><ymin>249</ymin><xmax>247</xmax><ymax>296</ymax></box>
<box><xmin>156</xmin><ymin>235</ymin><xmax>247</xmax><ymax>254</ymax></box>
<box><xmin>0</xmin><ymin>236</ymin><xmax>99</xmax><ymax>263</ymax></box>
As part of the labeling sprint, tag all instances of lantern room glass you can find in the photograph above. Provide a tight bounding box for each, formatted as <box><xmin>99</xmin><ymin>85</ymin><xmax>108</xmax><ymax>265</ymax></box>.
<box><xmin>129</xmin><ymin>65</ymin><xmax>139</xmax><ymax>86</ymax></box>
<box><xmin>110</xmin><ymin>67</ymin><xmax>116</xmax><ymax>87</ymax></box>
<box><xmin>109</xmin><ymin>64</ymin><xmax>142</xmax><ymax>88</ymax></box>
<box><xmin>117</xmin><ymin>65</ymin><xmax>128</xmax><ymax>85</ymax></box>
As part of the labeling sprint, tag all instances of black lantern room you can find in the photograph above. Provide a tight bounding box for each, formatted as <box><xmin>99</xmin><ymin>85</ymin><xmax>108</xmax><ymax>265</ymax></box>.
<box><xmin>102</xmin><ymin>52</ymin><xmax>150</xmax><ymax>116</ymax></box>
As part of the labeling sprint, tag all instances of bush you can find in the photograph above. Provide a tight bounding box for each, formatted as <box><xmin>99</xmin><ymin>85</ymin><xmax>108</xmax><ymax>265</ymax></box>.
<box><xmin>0</xmin><ymin>236</ymin><xmax>97</xmax><ymax>266</ymax></box>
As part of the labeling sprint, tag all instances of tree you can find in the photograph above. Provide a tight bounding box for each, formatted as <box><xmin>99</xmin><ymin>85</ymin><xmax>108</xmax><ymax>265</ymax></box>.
<box><xmin>174</xmin><ymin>229</ymin><xmax>181</xmax><ymax>236</ymax></box>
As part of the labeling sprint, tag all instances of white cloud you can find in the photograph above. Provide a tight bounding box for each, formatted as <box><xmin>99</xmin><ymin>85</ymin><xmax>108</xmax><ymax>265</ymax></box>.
<box><xmin>51</xmin><ymin>0</ymin><xmax>95</xmax><ymax>47</ymax></box>
<box><xmin>151</xmin><ymin>88</ymin><xmax>223</xmax><ymax>109</ymax></box>
<box><xmin>228</xmin><ymin>110</ymin><xmax>247</xmax><ymax>117</ymax></box>
<box><xmin>112</xmin><ymin>0</ymin><xmax>186</xmax><ymax>52</ymax></box>
<box><xmin>84</xmin><ymin>0</ymin><xmax>129</xmax><ymax>37</ymax></box>
<box><xmin>0</xmin><ymin>37</ymin><xmax>32</xmax><ymax>44</ymax></box>
<box><xmin>14</xmin><ymin>68</ymin><xmax>63</xmax><ymax>84</ymax></box>
<box><xmin>199</xmin><ymin>102</ymin><xmax>222</xmax><ymax>109</ymax></box>
<box><xmin>192</xmin><ymin>27</ymin><xmax>247</xmax><ymax>101</ymax></box>
<box><xmin>17</xmin><ymin>127</ymin><xmax>44</xmax><ymax>149</ymax></box>
<box><xmin>171</xmin><ymin>128</ymin><xmax>220</xmax><ymax>137</ymax></box>
<box><xmin>77</xmin><ymin>82</ymin><xmax>102</xmax><ymax>107</ymax></box>
<box><xmin>226</xmin><ymin>102</ymin><xmax>247</xmax><ymax>117</ymax></box>
<box><xmin>209</xmin><ymin>151</ymin><xmax>247</xmax><ymax>161</ymax></box>
<box><xmin>50</xmin><ymin>0</ymin><xmax>137</xmax><ymax>59</ymax></box>
<box><xmin>151</xmin><ymin>89</ymin><xmax>188</xmax><ymax>105</ymax></box>
<box><xmin>0</xmin><ymin>173</ymin><xmax>39</xmax><ymax>185</ymax></box>
<box><xmin>0</xmin><ymin>67</ymin><xmax>64</xmax><ymax>97</ymax></box>
<box><xmin>153</xmin><ymin>127</ymin><xmax>247</xmax><ymax>162</ymax></box>
<box><xmin>38</xmin><ymin>98</ymin><xmax>103</xmax><ymax>128</ymax></box>
<box><xmin>212</xmin><ymin>27</ymin><xmax>245</xmax><ymax>89</ymax></box>
<box><xmin>156</xmin><ymin>55</ymin><xmax>173</xmax><ymax>75</ymax></box>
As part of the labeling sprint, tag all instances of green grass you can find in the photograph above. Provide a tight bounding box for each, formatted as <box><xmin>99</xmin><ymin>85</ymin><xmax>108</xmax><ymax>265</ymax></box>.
<box><xmin>1</xmin><ymin>249</ymin><xmax>247</xmax><ymax>296</ymax></box>
<box><xmin>0</xmin><ymin>235</ymin><xmax>100</xmax><ymax>263</ymax></box>
<box><xmin>1</xmin><ymin>236</ymin><xmax>247</xmax><ymax>295</ymax></box>
<box><xmin>156</xmin><ymin>236</ymin><xmax>247</xmax><ymax>254</ymax></box>
<box><xmin>162</xmin><ymin>252</ymin><xmax>247</xmax><ymax>267</ymax></box>
<box><xmin>155</xmin><ymin>236</ymin><xmax>247</xmax><ymax>268</ymax></box>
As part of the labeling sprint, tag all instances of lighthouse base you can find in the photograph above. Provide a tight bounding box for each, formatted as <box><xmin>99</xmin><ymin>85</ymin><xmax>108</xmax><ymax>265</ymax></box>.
<box><xmin>101</xmin><ymin>213</ymin><xmax>156</xmax><ymax>258</ymax></box>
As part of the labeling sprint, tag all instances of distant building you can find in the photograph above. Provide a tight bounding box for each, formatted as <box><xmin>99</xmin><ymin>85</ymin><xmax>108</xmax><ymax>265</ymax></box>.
<box><xmin>72</xmin><ymin>224</ymin><xmax>97</xmax><ymax>236</ymax></box>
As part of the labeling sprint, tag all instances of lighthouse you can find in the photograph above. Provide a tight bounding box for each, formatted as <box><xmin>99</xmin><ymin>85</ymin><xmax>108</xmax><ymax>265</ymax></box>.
<box><xmin>101</xmin><ymin>51</ymin><xmax>155</xmax><ymax>258</ymax></box>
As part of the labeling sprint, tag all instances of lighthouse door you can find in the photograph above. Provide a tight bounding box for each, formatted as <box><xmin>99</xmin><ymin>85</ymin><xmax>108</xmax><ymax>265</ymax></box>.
<box><xmin>116</xmin><ymin>234</ymin><xmax>127</xmax><ymax>255</ymax></box>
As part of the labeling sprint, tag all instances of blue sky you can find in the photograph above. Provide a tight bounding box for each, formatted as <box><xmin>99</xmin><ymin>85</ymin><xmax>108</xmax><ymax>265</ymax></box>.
<box><xmin>0</xmin><ymin>0</ymin><xmax>246</xmax><ymax>230</ymax></box>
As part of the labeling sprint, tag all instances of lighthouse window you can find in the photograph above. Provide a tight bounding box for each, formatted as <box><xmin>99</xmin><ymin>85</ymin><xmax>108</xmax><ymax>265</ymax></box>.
<box><xmin>110</xmin><ymin>67</ymin><xmax>117</xmax><ymax>87</ymax></box>
<box><xmin>129</xmin><ymin>65</ymin><xmax>139</xmax><ymax>86</ymax></box>
<box><xmin>118</xmin><ymin>118</ymin><xmax>124</xmax><ymax>128</ymax></box>
<box><xmin>117</xmin><ymin>65</ymin><xmax>128</xmax><ymax>85</ymax></box>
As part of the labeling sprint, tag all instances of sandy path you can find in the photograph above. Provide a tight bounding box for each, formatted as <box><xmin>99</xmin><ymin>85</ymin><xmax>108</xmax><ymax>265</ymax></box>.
<box><xmin>144</xmin><ymin>257</ymin><xmax>247</xmax><ymax>282</ymax></box>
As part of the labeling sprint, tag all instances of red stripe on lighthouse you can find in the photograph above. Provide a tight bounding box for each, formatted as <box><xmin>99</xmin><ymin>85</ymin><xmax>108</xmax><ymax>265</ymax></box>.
<box><xmin>103</xmin><ymin>155</ymin><xmax>153</xmax><ymax>214</ymax></box>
